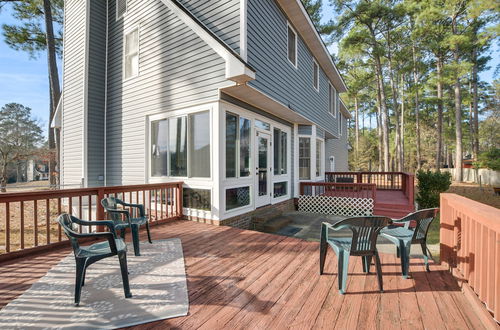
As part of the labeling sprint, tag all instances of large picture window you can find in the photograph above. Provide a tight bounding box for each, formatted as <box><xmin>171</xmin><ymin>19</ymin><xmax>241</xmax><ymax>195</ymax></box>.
<box><xmin>273</xmin><ymin>128</ymin><xmax>287</xmax><ymax>175</ymax></box>
<box><xmin>124</xmin><ymin>27</ymin><xmax>139</xmax><ymax>79</ymax></box>
<box><xmin>150</xmin><ymin>111</ymin><xmax>210</xmax><ymax>178</ymax></box>
<box><xmin>226</xmin><ymin>113</ymin><xmax>251</xmax><ymax>178</ymax></box>
<box><xmin>299</xmin><ymin>137</ymin><xmax>311</xmax><ymax>180</ymax></box>
<box><xmin>316</xmin><ymin>139</ymin><xmax>323</xmax><ymax>177</ymax></box>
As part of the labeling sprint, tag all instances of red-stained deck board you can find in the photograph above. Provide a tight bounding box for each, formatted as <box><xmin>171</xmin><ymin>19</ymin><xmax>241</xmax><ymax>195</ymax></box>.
<box><xmin>0</xmin><ymin>220</ymin><xmax>488</xmax><ymax>329</ymax></box>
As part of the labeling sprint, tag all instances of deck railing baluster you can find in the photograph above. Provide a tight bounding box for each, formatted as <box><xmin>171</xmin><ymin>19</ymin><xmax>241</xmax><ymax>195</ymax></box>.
<box><xmin>34</xmin><ymin>200</ymin><xmax>38</xmax><ymax>247</ymax></box>
<box><xmin>5</xmin><ymin>202</ymin><xmax>10</xmax><ymax>253</ymax></box>
<box><xmin>46</xmin><ymin>199</ymin><xmax>50</xmax><ymax>245</ymax></box>
<box><xmin>20</xmin><ymin>201</ymin><xmax>24</xmax><ymax>250</ymax></box>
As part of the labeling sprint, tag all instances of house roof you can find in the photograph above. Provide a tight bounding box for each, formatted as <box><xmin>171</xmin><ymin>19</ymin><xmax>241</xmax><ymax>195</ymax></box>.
<box><xmin>277</xmin><ymin>0</ymin><xmax>348</xmax><ymax>93</ymax></box>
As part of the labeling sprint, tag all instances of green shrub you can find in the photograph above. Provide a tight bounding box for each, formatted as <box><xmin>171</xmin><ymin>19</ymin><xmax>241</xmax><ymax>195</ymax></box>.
<box><xmin>416</xmin><ymin>170</ymin><xmax>452</xmax><ymax>208</ymax></box>
<box><xmin>474</xmin><ymin>148</ymin><xmax>500</xmax><ymax>171</ymax></box>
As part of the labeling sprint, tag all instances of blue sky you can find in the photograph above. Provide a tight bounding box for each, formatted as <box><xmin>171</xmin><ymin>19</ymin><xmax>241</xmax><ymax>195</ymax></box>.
<box><xmin>0</xmin><ymin>2</ymin><xmax>497</xmax><ymax>138</ymax></box>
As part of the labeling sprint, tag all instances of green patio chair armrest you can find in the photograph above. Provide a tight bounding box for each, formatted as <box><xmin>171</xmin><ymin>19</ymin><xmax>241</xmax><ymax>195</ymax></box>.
<box><xmin>121</xmin><ymin>202</ymin><xmax>146</xmax><ymax>217</ymax></box>
<box><xmin>105</xmin><ymin>208</ymin><xmax>132</xmax><ymax>225</ymax></box>
<box><xmin>391</xmin><ymin>218</ymin><xmax>412</xmax><ymax>229</ymax></box>
<box><xmin>71</xmin><ymin>218</ymin><xmax>118</xmax><ymax>233</ymax></box>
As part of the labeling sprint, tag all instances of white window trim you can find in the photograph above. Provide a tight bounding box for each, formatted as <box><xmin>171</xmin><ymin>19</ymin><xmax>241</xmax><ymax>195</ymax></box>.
<box><xmin>147</xmin><ymin>107</ymin><xmax>213</xmax><ymax>183</ymax></box>
<box><xmin>123</xmin><ymin>25</ymin><xmax>140</xmax><ymax>82</ymax></box>
<box><xmin>287</xmin><ymin>22</ymin><xmax>298</xmax><ymax>69</ymax></box>
<box><xmin>313</xmin><ymin>59</ymin><xmax>319</xmax><ymax>92</ymax></box>
<box><xmin>328</xmin><ymin>82</ymin><xmax>337</xmax><ymax>118</ymax></box>
<box><xmin>315</xmin><ymin>138</ymin><xmax>324</xmax><ymax>179</ymax></box>
<box><xmin>116</xmin><ymin>0</ymin><xmax>127</xmax><ymax>21</ymax></box>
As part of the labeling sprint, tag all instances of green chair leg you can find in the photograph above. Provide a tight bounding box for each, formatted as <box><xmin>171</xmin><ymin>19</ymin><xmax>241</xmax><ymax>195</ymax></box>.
<box><xmin>319</xmin><ymin>225</ymin><xmax>328</xmax><ymax>275</ymax></box>
<box><xmin>120</xmin><ymin>228</ymin><xmax>126</xmax><ymax>240</ymax></box>
<box><xmin>362</xmin><ymin>255</ymin><xmax>372</xmax><ymax>274</ymax></box>
<box><xmin>131</xmin><ymin>225</ymin><xmax>140</xmax><ymax>256</ymax></box>
<box><xmin>337</xmin><ymin>249</ymin><xmax>350</xmax><ymax>294</ymax></box>
<box><xmin>421</xmin><ymin>242</ymin><xmax>430</xmax><ymax>272</ymax></box>
<box><xmin>74</xmin><ymin>259</ymin><xmax>86</xmax><ymax>306</ymax></box>
<box><xmin>145</xmin><ymin>221</ymin><xmax>152</xmax><ymax>244</ymax></box>
<box><xmin>399</xmin><ymin>240</ymin><xmax>412</xmax><ymax>278</ymax></box>
<box><xmin>118</xmin><ymin>252</ymin><xmax>132</xmax><ymax>298</ymax></box>
<box><xmin>374</xmin><ymin>251</ymin><xmax>383</xmax><ymax>292</ymax></box>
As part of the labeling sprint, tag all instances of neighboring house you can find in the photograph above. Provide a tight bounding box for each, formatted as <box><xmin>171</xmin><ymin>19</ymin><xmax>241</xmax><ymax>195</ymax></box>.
<box><xmin>54</xmin><ymin>0</ymin><xmax>351</xmax><ymax>224</ymax></box>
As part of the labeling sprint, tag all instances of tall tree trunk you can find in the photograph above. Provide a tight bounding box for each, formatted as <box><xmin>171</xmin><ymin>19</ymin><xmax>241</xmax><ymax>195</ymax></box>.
<box><xmin>436</xmin><ymin>55</ymin><xmax>444</xmax><ymax>169</ymax></box>
<box><xmin>400</xmin><ymin>74</ymin><xmax>405</xmax><ymax>172</ymax></box>
<box><xmin>471</xmin><ymin>48</ymin><xmax>479</xmax><ymax>158</ymax></box>
<box><xmin>386</xmin><ymin>31</ymin><xmax>401</xmax><ymax>171</ymax></box>
<box><xmin>375</xmin><ymin>87</ymin><xmax>383</xmax><ymax>172</ymax></box>
<box><xmin>452</xmin><ymin>17</ymin><xmax>463</xmax><ymax>182</ymax></box>
<box><xmin>374</xmin><ymin>55</ymin><xmax>390</xmax><ymax>172</ymax></box>
<box><xmin>43</xmin><ymin>0</ymin><xmax>61</xmax><ymax>188</ymax></box>
<box><xmin>469</xmin><ymin>73</ymin><xmax>474</xmax><ymax>155</ymax></box>
<box><xmin>354</xmin><ymin>96</ymin><xmax>359</xmax><ymax>167</ymax></box>
<box><xmin>412</xmin><ymin>44</ymin><xmax>421</xmax><ymax>170</ymax></box>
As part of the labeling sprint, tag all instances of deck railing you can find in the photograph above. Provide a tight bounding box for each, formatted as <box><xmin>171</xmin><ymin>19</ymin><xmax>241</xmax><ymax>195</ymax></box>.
<box><xmin>0</xmin><ymin>182</ymin><xmax>183</xmax><ymax>259</ymax></box>
<box><xmin>300</xmin><ymin>182</ymin><xmax>377</xmax><ymax>200</ymax></box>
<box><xmin>440</xmin><ymin>193</ymin><xmax>500</xmax><ymax>323</ymax></box>
<box><xmin>325</xmin><ymin>171</ymin><xmax>414</xmax><ymax>203</ymax></box>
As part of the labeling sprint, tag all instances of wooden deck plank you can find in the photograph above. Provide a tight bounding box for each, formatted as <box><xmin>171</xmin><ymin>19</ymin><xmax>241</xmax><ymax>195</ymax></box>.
<box><xmin>0</xmin><ymin>220</ymin><xmax>491</xmax><ymax>330</ymax></box>
<box><xmin>377</xmin><ymin>253</ymin><xmax>402</xmax><ymax>329</ymax></box>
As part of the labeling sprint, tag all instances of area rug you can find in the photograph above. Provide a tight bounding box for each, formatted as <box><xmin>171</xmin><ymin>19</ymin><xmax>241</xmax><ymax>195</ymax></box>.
<box><xmin>0</xmin><ymin>238</ymin><xmax>189</xmax><ymax>329</ymax></box>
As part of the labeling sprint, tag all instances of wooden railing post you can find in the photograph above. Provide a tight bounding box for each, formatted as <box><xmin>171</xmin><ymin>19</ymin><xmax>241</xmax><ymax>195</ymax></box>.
<box><xmin>176</xmin><ymin>183</ymin><xmax>183</xmax><ymax>218</ymax></box>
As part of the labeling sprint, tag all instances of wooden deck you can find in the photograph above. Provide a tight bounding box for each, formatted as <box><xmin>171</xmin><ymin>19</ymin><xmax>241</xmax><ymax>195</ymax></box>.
<box><xmin>0</xmin><ymin>220</ymin><xmax>488</xmax><ymax>329</ymax></box>
<box><xmin>374</xmin><ymin>190</ymin><xmax>414</xmax><ymax>218</ymax></box>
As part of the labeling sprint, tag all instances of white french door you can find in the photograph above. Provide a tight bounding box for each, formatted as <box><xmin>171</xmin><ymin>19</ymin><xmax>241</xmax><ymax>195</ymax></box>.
<box><xmin>255</xmin><ymin>131</ymin><xmax>271</xmax><ymax>207</ymax></box>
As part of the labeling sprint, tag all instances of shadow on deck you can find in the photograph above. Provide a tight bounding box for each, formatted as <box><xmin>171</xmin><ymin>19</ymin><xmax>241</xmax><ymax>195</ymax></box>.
<box><xmin>0</xmin><ymin>220</ymin><xmax>487</xmax><ymax>329</ymax></box>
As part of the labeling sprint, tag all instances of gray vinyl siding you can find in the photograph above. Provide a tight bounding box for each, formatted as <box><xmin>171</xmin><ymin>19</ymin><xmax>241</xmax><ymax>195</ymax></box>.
<box><xmin>298</xmin><ymin>125</ymin><xmax>312</xmax><ymax>135</ymax></box>
<box><xmin>247</xmin><ymin>0</ymin><xmax>339</xmax><ymax>137</ymax></box>
<box><xmin>316</xmin><ymin>127</ymin><xmax>325</xmax><ymax>139</ymax></box>
<box><xmin>86</xmin><ymin>0</ymin><xmax>107</xmax><ymax>187</ymax></box>
<box><xmin>177</xmin><ymin>0</ymin><xmax>240</xmax><ymax>53</ymax></box>
<box><xmin>105</xmin><ymin>0</ymin><xmax>230</xmax><ymax>186</ymax></box>
<box><xmin>325</xmin><ymin>113</ymin><xmax>348</xmax><ymax>171</ymax></box>
<box><xmin>61</xmin><ymin>0</ymin><xmax>87</xmax><ymax>187</ymax></box>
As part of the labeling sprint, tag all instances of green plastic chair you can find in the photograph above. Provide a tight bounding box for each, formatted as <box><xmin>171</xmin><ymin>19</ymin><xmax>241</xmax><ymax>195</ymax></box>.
<box><xmin>380</xmin><ymin>208</ymin><xmax>439</xmax><ymax>278</ymax></box>
<box><xmin>320</xmin><ymin>216</ymin><xmax>392</xmax><ymax>294</ymax></box>
<box><xmin>56</xmin><ymin>213</ymin><xmax>132</xmax><ymax>306</ymax></box>
<box><xmin>101</xmin><ymin>197</ymin><xmax>152</xmax><ymax>256</ymax></box>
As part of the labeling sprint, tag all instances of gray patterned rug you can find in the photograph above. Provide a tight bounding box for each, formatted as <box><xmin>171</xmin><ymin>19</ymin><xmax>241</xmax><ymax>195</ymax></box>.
<box><xmin>0</xmin><ymin>238</ymin><xmax>189</xmax><ymax>329</ymax></box>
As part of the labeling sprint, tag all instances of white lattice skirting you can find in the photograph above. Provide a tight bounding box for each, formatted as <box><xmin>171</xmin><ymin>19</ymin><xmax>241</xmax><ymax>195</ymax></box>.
<box><xmin>298</xmin><ymin>195</ymin><xmax>374</xmax><ymax>217</ymax></box>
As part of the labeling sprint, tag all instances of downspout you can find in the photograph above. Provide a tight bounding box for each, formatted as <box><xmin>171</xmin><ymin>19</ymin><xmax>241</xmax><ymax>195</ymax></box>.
<box><xmin>103</xmin><ymin>0</ymin><xmax>109</xmax><ymax>186</ymax></box>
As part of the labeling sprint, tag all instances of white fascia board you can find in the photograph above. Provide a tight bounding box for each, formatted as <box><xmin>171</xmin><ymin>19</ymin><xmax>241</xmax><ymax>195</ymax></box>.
<box><xmin>339</xmin><ymin>98</ymin><xmax>352</xmax><ymax>119</ymax></box>
<box><xmin>159</xmin><ymin>0</ymin><xmax>255</xmax><ymax>83</ymax></box>
<box><xmin>50</xmin><ymin>92</ymin><xmax>63</xmax><ymax>128</ymax></box>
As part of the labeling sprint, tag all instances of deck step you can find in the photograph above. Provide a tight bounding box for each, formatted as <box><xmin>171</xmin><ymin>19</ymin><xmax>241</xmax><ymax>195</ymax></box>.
<box><xmin>373</xmin><ymin>207</ymin><xmax>413</xmax><ymax>218</ymax></box>
<box><xmin>262</xmin><ymin>216</ymin><xmax>292</xmax><ymax>233</ymax></box>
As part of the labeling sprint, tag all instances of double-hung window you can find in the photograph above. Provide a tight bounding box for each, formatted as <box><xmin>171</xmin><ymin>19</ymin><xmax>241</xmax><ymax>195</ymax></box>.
<box><xmin>299</xmin><ymin>137</ymin><xmax>311</xmax><ymax>180</ymax></box>
<box><xmin>313</xmin><ymin>60</ymin><xmax>319</xmax><ymax>91</ymax></box>
<box><xmin>273</xmin><ymin>128</ymin><xmax>287</xmax><ymax>175</ymax></box>
<box><xmin>328</xmin><ymin>83</ymin><xmax>337</xmax><ymax>117</ymax></box>
<box><xmin>116</xmin><ymin>0</ymin><xmax>127</xmax><ymax>20</ymax></box>
<box><xmin>124</xmin><ymin>27</ymin><xmax>139</xmax><ymax>79</ymax></box>
<box><xmin>150</xmin><ymin>111</ymin><xmax>210</xmax><ymax>178</ymax></box>
<box><xmin>226</xmin><ymin>113</ymin><xmax>251</xmax><ymax>178</ymax></box>
<box><xmin>287</xmin><ymin>23</ymin><xmax>297</xmax><ymax>67</ymax></box>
